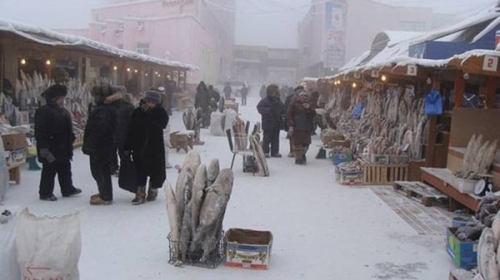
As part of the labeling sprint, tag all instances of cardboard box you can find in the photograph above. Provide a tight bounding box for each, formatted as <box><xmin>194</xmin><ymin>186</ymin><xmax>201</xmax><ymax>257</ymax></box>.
<box><xmin>335</xmin><ymin>167</ymin><xmax>363</xmax><ymax>186</ymax></box>
<box><xmin>328</xmin><ymin>140</ymin><xmax>351</xmax><ymax>149</ymax></box>
<box><xmin>5</xmin><ymin>148</ymin><xmax>26</xmax><ymax>168</ymax></box>
<box><xmin>226</xmin><ymin>228</ymin><xmax>273</xmax><ymax>270</ymax></box>
<box><xmin>1</xmin><ymin>133</ymin><xmax>28</xmax><ymax>151</ymax></box>
<box><xmin>446</xmin><ymin>227</ymin><xmax>478</xmax><ymax>269</ymax></box>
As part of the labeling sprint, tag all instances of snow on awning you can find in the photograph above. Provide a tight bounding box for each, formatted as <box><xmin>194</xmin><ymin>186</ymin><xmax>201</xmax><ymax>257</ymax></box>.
<box><xmin>0</xmin><ymin>17</ymin><xmax>199</xmax><ymax>71</ymax></box>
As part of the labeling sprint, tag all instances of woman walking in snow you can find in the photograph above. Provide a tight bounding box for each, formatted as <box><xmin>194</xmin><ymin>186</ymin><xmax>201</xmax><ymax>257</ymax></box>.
<box><xmin>125</xmin><ymin>90</ymin><xmax>169</xmax><ymax>205</ymax></box>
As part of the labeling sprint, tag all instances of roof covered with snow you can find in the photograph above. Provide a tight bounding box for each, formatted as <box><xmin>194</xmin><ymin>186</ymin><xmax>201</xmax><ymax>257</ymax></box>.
<box><xmin>0</xmin><ymin>17</ymin><xmax>198</xmax><ymax>71</ymax></box>
<box><xmin>333</xmin><ymin>4</ymin><xmax>500</xmax><ymax>77</ymax></box>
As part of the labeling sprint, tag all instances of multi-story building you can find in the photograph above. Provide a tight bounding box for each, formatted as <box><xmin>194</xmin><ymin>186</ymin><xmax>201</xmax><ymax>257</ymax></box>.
<box><xmin>297</xmin><ymin>0</ymin><xmax>457</xmax><ymax>78</ymax></box>
<box><xmin>60</xmin><ymin>0</ymin><xmax>235</xmax><ymax>85</ymax></box>
<box><xmin>233</xmin><ymin>45</ymin><xmax>299</xmax><ymax>86</ymax></box>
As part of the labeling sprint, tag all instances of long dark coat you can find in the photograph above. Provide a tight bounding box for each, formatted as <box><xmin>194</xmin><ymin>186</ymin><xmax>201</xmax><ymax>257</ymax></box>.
<box><xmin>125</xmin><ymin>104</ymin><xmax>169</xmax><ymax>186</ymax></box>
<box><xmin>195</xmin><ymin>82</ymin><xmax>210</xmax><ymax>111</ymax></box>
<box><xmin>257</xmin><ymin>96</ymin><xmax>285</xmax><ymax>131</ymax></box>
<box><xmin>284</xmin><ymin>93</ymin><xmax>298</xmax><ymax>132</ymax></box>
<box><xmin>82</xmin><ymin>103</ymin><xmax>116</xmax><ymax>157</ymax></box>
<box><xmin>35</xmin><ymin>103</ymin><xmax>75</xmax><ymax>164</ymax></box>
<box><xmin>286</xmin><ymin>98</ymin><xmax>316</xmax><ymax>145</ymax></box>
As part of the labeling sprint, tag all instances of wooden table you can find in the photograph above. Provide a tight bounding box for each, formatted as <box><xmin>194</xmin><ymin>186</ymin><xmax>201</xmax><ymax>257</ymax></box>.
<box><xmin>420</xmin><ymin>167</ymin><xmax>480</xmax><ymax>211</ymax></box>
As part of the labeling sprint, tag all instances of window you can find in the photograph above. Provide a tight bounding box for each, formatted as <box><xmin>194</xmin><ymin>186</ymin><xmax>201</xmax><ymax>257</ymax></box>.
<box><xmin>136</xmin><ymin>43</ymin><xmax>150</xmax><ymax>55</ymax></box>
<box><xmin>399</xmin><ymin>21</ymin><xmax>426</xmax><ymax>32</ymax></box>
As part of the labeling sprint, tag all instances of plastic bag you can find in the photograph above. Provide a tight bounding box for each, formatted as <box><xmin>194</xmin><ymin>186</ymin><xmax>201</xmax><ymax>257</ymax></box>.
<box><xmin>119</xmin><ymin>156</ymin><xmax>138</xmax><ymax>193</ymax></box>
<box><xmin>210</xmin><ymin>111</ymin><xmax>225</xmax><ymax>136</ymax></box>
<box><xmin>0</xmin><ymin>209</ymin><xmax>20</xmax><ymax>280</ymax></box>
<box><xmin>15</xmin><ymin>208</ymin><xmax>81</xmax><ymax>280</ymax></box>
<box><xmin>424</xmin><ymin>89</ymin><xmax>443</xmax><ymax>115</ymax></box>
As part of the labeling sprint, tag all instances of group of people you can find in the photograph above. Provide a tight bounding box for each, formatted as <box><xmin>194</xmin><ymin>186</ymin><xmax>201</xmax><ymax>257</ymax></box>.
<box><xmin>35</xmin><ymin>83</ymin><xmax>170</xmax><ymax>205</ymax></box>
<box><xmin>257</xmin><ymin>84</ymin><xmax>317</xmax><ymax>165</ymax></box>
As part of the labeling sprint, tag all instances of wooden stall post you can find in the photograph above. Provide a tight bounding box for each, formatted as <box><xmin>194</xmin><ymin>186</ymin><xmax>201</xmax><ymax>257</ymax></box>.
<box><xmin>454</xmin><ymin>70</ymin><xmax>465</xmax><ymax>108</ymax></box>
<box><xmin>485</xmin><ymin>76</ymin><xmax>497</xmax><ymax>108</ymax></box>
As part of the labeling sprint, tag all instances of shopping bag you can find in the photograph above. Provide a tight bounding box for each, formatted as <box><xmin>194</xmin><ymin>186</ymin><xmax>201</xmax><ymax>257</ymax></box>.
<box><xmin>15</xmin><ymin>208</ymin><xmax>81</xmax><ymax>280</ymax></box>
<box><xmin>0</xmin><ymin>209</ymin><xmax>20</xmax><ymax>280</ymax></box>
<box><xmin>424</xmin><ymin>89</ymin><xmax>443</xmax><ymax>115</ymax></box>
<box><xmin>118</xmin><ymin>156</ymin><xmax>137</xmax><ymax>193</ymax></box>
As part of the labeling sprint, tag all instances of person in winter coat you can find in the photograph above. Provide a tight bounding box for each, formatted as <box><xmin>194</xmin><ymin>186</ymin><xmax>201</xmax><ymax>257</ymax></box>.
<box><xmin>286</xmin><ymin>91</ymin><xmax>316</xmax><ymax>165</ymax></box>
<box><xmin>107</xmin><ymin>87</ymin><xmax>135</xmax><ymax>176</ymax></box>
<box><xmin>309</xmin><ymin>91</ymin><xmax>320</xmax><ymax>135</ymax></box>
<box><xmin>125</xmin><ymin>91</ymin><xmax>168</xmax><ymax>205</ymax></box>
<box><xmin>195</xmin><ymin>81</ymin><xmax>211</xmax><ymax>128</ymax></box>
<box><xmin>223</xmin><ymin>82</ymin><xmax>232</xmax><ymax>100</ymax></box>
<box><xmin>35</xmin><ymin>84</ymin><xmax>81</xmax><ymax>201</ymax></box>
<box><xmin>257</xmin><ymin>84</ymin><xmax>285</xmax><ymax>158</ymax></box>
<box><xmin>284</xmin><ymin>85</ymin><xmax>304</xmax><ymax>158</ymax></box>
<box><xmin>82</xmin><ymin>84</ymin><xmax>117</xmax><ymax>205</ymax></box>
<box><xmin>158</xmin><ymin>87</ymin><xmax>173</xmax><ymax>169</ymax></box>
<box><xmin>208</xmin><ymin>85</ymin><xmax>220</xmax><ymax>103</ymax></box>
<box><xmin>240</xmin><ymin>85</ymin><xmax>249</xmax><ymax>106</ymax></box>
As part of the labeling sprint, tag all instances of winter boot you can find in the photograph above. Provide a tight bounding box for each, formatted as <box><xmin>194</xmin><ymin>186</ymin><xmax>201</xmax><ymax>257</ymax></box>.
<box><xmin>90</xmin><ymin>197</ymin><xmax>112</xmax><ymax>206</ymax></box>
<box><xmin>132</xmin><ymin>186</ymin><xmax>146</xmax><ymax>205</ymax></box>
<box><xmin>147</xmin><ymin>187</ymin><xmax>158</xmax><ymax>202</ymax></box>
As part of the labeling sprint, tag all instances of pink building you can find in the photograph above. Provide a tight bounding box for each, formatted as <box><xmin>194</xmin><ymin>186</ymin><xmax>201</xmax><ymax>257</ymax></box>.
<box><xmin>62</xmin><ymin>0</ymin><xmax>235</xmax><ymax>85</ymax></box>
<box><xmin>298</xmin><ymin>0</ymin><xmax>457</xmax><ymax>77</ymax></box>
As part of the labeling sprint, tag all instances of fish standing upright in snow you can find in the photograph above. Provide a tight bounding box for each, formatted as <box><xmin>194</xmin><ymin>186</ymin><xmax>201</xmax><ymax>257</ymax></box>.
<box><xmin>206</xmin><ymin>159</ymin><xmax>220</xmax><ymax>186</ymax></box>
<box><xmin>190</xmin><ymin>164</ymin><xmax>208</xmax><ymax>233</ymax></box>
<box><xmin>178</xmin><ymin>171</ymin><xmax>194</xmax><ymax>263</ymax></box>
<box><xmin>164</xmin><ymin>182</ymin><xmax>180</xmax><ymax>257</ymax></box>
<box><xmin>191</xmin><ymin>169</ymin><xmax>234</xmax><ymax>262</ymax></box>
<box><xmin>177</xmin><ymin>150</ymin><xmax>201</xmax><ymax>175</ymax></box>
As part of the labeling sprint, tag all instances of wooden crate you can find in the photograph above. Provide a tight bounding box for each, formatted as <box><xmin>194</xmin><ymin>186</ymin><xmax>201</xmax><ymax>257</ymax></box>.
<box><xmin>362</xmin><ymin>161</ymin><xmax>409</xmax><ymax>185</ymax></box>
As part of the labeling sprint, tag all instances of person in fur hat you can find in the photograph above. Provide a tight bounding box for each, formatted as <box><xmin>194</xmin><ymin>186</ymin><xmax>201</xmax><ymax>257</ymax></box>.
<box><xmin>83</xmin><ymin>84</ymin><xmax>117</xmax><ymax>205</ymax></box>
<box><xmin>257</xmin><ymin>84</ymin><xmax>285</xmax><ymax>158</ymax></box>
<box><xmin>106</xmin><ymin>86</ymin><xmax>135</xmax><ymax>176</ymax></box>
<box><xmin>286</xmin><ymin>90</ymin><xmax>316</xmax><ymax>165</ymax></box>
<box><xmin>35</xmin><ymin>84</ymin><xmax>81</xmax><ymax>201</ymax></box>
<box><xmin>284</xmin><ymin>85</ymin><xmax>305</xmax><ymax>157</ymax></box>
<box><xmin>125</xmin><ymin>90</ymin><xmax>168</xmax><ymax>205</ymax></box>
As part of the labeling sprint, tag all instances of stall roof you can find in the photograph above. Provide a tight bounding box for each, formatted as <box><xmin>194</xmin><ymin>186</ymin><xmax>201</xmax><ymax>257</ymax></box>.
<box><xmin>335</xmin><ymin>4</ymin><xmax>500</xmax><ymax>75</ymax></box>
<box><xmin>0</xmin><ymin>17</ymin><xmax>199</xmax><ymax>71</ymax></box>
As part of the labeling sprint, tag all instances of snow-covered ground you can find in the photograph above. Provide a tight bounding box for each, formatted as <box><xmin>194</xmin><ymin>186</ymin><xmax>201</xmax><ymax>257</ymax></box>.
<box><xmin>2</xmin><ymin>93</ymin><xmax>455</xmax><ymax>279</ymax></box>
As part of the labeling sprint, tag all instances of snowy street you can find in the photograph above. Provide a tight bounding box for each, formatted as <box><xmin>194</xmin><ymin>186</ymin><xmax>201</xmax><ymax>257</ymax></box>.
<box><xmin>3</xmin><ymin>94</ymin><xmax>454</xmax><ymax>279</ymax></box>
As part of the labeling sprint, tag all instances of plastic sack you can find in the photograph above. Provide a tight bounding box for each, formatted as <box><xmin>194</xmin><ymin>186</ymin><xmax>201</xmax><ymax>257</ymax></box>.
<box><xmin>0</xmin><ymin>209</ymin><xmax>20</xmax><ymax>280</ymax></box>
<box><xmin>352</xmin><ymin>102</ymin><xmax>365</xmax><ymax>119</ymax></box>
<box><xmin>224</xmin><ymin>109</ymin><xmax>237</xmax><ymax>135</ymax></box>
<box><xmin>119</xmin><ymin>156</ymin><xmax>138</xmax><ymax>193</ymax></box>
<box><xmin>15</xmin><ymin>208</ymin><xmax>81</xmax><ymax>280</ymax></box>
<box><xmin>210</xmin><ymin>111</ymin><xmax>225</xmax><ymax>136</ymax></box>
<box><xmin>424</xmin><ymin>89</ymin><xmax>443</xmax><ymax>115</ymax></box>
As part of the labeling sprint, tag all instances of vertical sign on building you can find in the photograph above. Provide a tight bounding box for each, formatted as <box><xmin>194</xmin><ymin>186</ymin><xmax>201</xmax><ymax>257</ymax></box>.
<box><xmin>324</xmin><ymin>0</ymin><xmax>347</xmax><ymax>69</ymax></box>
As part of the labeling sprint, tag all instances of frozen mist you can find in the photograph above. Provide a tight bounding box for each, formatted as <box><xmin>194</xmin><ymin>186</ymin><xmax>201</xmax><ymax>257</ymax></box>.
<box><xmin>2</xmin><ymin>93</ymin><xmax>455</xmax><ymax>279</ymax></box>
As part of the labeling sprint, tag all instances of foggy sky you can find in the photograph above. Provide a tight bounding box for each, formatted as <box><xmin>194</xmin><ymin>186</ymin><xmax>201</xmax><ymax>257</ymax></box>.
<box><xmin>0</xmin><ymin>0</ymin><xmax>497</xmax><ymax>48</ymax></box>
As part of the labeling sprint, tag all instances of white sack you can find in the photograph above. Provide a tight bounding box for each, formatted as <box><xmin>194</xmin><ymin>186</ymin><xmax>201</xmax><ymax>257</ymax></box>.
<box><xmin>210</xmin><ymin>112</ymin><xmax>225</xmax><ymax>136</ymax></box>
<box><xmin>0</xmin><ymin>209</ymin><xmax>20</xmax><ymax>280</ymax></box>
<box><xmin>15</xmin><ymin>208</ymin><xmax>81</xmax><ymax>280</ymax></box>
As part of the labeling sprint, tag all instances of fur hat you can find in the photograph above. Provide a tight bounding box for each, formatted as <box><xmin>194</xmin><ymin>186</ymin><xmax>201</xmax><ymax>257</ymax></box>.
<box><xmin>144</xmin><ymin>91</ymin><xmax>161</xmax><ymax>104</ymax></box>
<box><xmin>42</xmin><ymin>84</ymin><xmax>67</xmax><ymax>100</ymax></box>
<box><xmin>91</xmin><ymin>84</ymin><xmax>113</xmax><ymax>105</ymax></box>
<box><xmin>298</xmin><ymin>91</ymin><xmax>309</xmax><ymax>97</ymax></box>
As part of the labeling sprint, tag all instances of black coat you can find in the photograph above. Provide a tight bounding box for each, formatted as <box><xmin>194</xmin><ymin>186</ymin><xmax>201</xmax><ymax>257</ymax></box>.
<box><xmin>35</xmin><ymin>103</ymin><xmax>75</xmax><ymax>163</ymax></box>
<box><xmin>114</xmin><ymin>101</ymin><xmax>135</xmax><ymax>150</ymax></box>
<box><xmin>125</xmin><ymin>105</ymin><xmax>168</xmax><ymax>183</ymax></box>
<box><xmin>195</xmin><ymin>89</ymin><xmax>210</xmax><ymax>110</ymax></box>
<box><xmin>82</xmin><ymin>103</ymin><xmax>116</xmax><ymax>157</ymax></box>
<box><xmin>257</xmin><ymin>96</ymin><xmax>285</xmax><ymax>131</ymax></box>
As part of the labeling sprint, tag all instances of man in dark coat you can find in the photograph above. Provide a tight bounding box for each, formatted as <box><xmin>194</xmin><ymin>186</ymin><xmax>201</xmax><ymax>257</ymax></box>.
<box><xmin>208</xmin><ymin>85</ymin><xmax>220</xmax><ymax>103</ymax></box>
<box><xmin>286</xmin><ymin>91</ymin><xmax>316</xmax><ymax>165</ymax></box>
<box><xmin>35</xmin><ymin>84</ymin><xmax>81</xmax><ymax>201</ymax></box>
<box><xmin>257</xmin><ymin>84</ymin><xmax>285</xmax><ymax>158</ymax></box>
<box><xmin>284</xmin><ymin>85</ymin><xmax>304</xmax><ymax>157</ymax></box>
<box><xmin>195</xmin><ymin>81</ymin><xmax>211</xmax><ymax>128</ymax></box>
<box><xmin>83</xmin><ymin>84</ymin><xmax>117</xmax><ymax>205</ymax></box>
<box><xmin>223</xmin><ymin>82</ymin><xmax>232</xmax><ymax>100</ymax></box>
<box><xmin>107</xmin><ymin>87</ymin><xmax>135</xmax><ymax>176</ymax></box>
<box><xmin>125</xmin><ymin>91</ymin><xmax>168</xmax><ymax>205</ymax></box>
<box><xmin>240</xmin><ymin>85</ymin><xmax>249</xmax><ymax>106</ymax></box>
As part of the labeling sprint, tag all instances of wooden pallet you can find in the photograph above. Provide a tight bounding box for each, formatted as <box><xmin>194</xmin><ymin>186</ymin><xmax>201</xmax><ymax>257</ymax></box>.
<box><xmin>362</xmin><ymin>160</ymin><xmax>409</xmax><ymax>185</ymax></box>
<box><xmin>393</xmin><ymin>181</ymin><xmax>448</xmax><ymax>207</ymax></box>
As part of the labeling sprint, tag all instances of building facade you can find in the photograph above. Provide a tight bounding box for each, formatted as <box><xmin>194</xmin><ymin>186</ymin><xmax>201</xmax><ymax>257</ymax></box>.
<box><xmin>297</xmin><ymin>0</ymin><xmax>457</xmax><ymax>78</ymax></box>
<box><xmin>60</xmin><ymin>0</ymin><xmax>235</xmax><ymax>85</ymax></box>
<box><xmin>233</xmin><ymin>45</ymin><xmax>299</xmax><ymax>86</ymax></box>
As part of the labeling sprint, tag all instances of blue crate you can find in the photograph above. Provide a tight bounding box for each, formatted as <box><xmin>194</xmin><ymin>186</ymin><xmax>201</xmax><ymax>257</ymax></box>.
<box><xmin>331</xmin><ymin>153</ymin><xmax>353</xmax><ymax>166</ymax></box>
<box><xmin>446</xmin><ymin>227</ymin><xmax>478</xmax><ymax>269</ymax></box>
